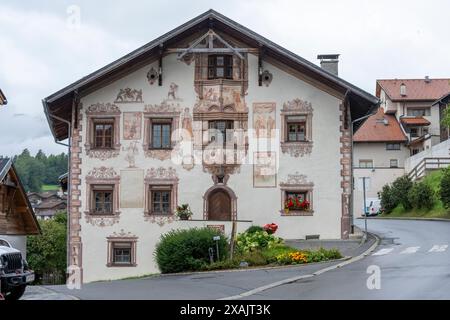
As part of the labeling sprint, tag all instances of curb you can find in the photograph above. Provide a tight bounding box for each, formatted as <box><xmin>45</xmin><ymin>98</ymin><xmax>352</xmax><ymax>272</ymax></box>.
<box><xmin>219</xmin><ymin>232</ymin><xmax>380</xmax><ymax>300</ymax></box>
<box><xmin>357</xmin><ymin>216</ymin><xmax>450</xmax><ymax>222</ymax></box>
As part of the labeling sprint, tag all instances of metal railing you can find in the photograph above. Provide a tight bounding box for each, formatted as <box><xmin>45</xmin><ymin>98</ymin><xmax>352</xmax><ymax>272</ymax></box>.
<box><xmin>408</xmin><ymin>157</ymin><xmax>450</xmax><ymax>181</ymax></box>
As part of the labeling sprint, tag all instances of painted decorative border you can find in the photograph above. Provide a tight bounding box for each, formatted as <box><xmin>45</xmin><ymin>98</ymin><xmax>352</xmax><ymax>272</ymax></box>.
<box><xmin>280</xmin><ymin>99</ymin><xmax>313</xmax><ymax>157</ymax></box>
<box><xmin>340</xmin><ymin>102</ymin><xmax>352</xmax><ymax>239</ymax></box>
<box><xmin>106</xmin><ymin>229</ymin><xmax>138</xmax><ymax>267</ymax></box>
<box><xmin>84</xmin><ymin>103</ymin><xmax>121</xmax><ymax>160</ymax></box>
<box><xmin>143</xmin><ymin>167</ymin><xmax>179</xmax><ymax>225</ymax></box>
<box><xmin>84</xmin><ymin>167</ymin><xmax>121</xmax><ymax>227</ymax></box>
<box><xmin>142</xmin><ymin>103</ymin><xmax>181</xmax><ymax>159</ymax></box>
<box><xmin>279</xmin><ymin>172</ymin><xmax>314</xmax><ymax>216</ymax></box>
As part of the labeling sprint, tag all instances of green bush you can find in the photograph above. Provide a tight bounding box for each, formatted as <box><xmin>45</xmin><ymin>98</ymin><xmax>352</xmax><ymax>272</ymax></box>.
<box><xmin>408</xmin><ymin>181</ymin><xmax>435</xmax><ymax>210</ymax></box>
<box><xmin>236</xmin><ymin>230</ymin><xmax>283</xmax><ymax>253</ymax></box>
<box><xmin>238</xmin><ymin>250</ymin><xmax>268</xmax><ymax>266</ymax></box>
<box><xmin>391</xmin><ymin>175</ymin><xmax>413</xmax><ymax>210</ymax></box>
<box><xmin>155</xmin><ymin>228</ymin><xmax>228</xmax><ymax>273</ymax></box>
<box><xmin>440</xmin><ymin>167</ymin><xmax>450</xmax><ymax>209</ymax></box>
<box><xmin>27</xmin><ymin>211</ymin><xmax>67</xmax><ymax>284</ymax></box>
<box><xmin>378</xmin><ymin>184</ymin><xmax>397</xmax><ymax>214</ymax></box>
<box><xmin>304</xmin><ymin>248</ymin><xmax>342</xmax><ymax>263</ymax></box>
<box><xmin>245</xmin><ymin>225</ymin><xmax>264</xmax><ymax>234</ymax></box>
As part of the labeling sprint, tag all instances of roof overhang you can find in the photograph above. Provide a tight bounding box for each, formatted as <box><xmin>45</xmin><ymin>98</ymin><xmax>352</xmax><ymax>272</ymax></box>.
<box><xmin>44</xmin><ymin>9</ymin><xmax>379</xmax><ymax>141</ymax></box>
<box><xmin>400</xmin><ymin>117</ymin><xmax>431</xmax><ymax>126</ymax></box>
<box><xmin>0</xmin><ymin>88</ymin><xmax>7</xmax><ymax>106</ymax></box>
<box><xmin>0</xmin><ymin>159</ymin><xmax>41</xmax><ymax>235</ymax></box>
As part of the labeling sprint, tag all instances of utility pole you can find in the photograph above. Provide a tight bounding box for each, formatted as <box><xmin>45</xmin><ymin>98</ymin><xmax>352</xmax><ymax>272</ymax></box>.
<box><xmin>362</xmin><ymin>176</ymin><xmax>368</xmax><ymax>242</ymax></box>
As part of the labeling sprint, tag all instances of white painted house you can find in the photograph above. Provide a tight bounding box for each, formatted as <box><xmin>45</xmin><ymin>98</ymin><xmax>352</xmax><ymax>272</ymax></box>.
<box><xmin>43</xmin><ymin>10</ymin><xmax>378</xmax><ymax>283</ymax></box>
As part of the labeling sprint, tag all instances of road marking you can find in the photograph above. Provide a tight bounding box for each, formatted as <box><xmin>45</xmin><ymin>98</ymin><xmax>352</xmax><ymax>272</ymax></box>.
<box><xmin>372</xmin><ymin>248</ymin><xmax>394</xmax><ymax>256</ymax></box>
<box><xmin>400</xmin><ymin>246</ymin><xmax>420</xmax><ymax>254</ymax></box>
<box><xmin>428</xmin><ymin>245</ymin><xmax>448</xmax><ymax>253</ymax></box>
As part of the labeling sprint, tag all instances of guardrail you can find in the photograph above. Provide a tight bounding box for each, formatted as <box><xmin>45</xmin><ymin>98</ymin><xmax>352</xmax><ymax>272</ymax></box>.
<box><xmin>408</xmin><ymin>157</ymin><xmax>450</xmax><ymax>181</ymax></box>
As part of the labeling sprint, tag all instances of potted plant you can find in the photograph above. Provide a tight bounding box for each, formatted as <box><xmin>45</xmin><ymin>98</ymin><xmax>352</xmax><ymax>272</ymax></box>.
<box><xmin>175</xmin><ymin>204</ymin><xmax>193</xmax><ymax>220</ymax></box>
<box><xmin>284</xmin><ymin>198</ymin><xmax>294</xmax><ymax>213</ymax></box>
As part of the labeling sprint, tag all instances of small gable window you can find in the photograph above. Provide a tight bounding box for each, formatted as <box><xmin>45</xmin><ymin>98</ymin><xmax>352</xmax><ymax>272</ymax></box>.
<box><xmin>208</xmin><ymin>55</ymin><xmax>233</xmax><ymax>79</ymax></box>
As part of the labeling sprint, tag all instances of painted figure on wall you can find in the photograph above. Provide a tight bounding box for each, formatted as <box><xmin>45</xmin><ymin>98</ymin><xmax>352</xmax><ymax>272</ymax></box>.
<box><xmin>253</xmin><ymin>103</ymin><xmax>276</xmax><ymax>138</ymax></box>
<box><xmin>115</xmin><ymin>88</ymin><xmax>143</xmax><ymax>103</ymax></box>
<box><xmin>168</xmin><ymin>83</ymin><xmax>179</xmax><ymax>100</ymax></box>
<box><xmin>181</xmin><ymin>107</ymin><xmax>193</xmax><ymax>138</ymax></box>
<box><xmin>253</xmin><ymin>152</ymin><xmax>277</xmax><ymax>188</ymax></box>
<box><xmin>124</xmin><ymin>141</ymin><xmax>139</xmax><ymax>168</ymax></box>
<box><xmin>123</xmin><ymin>112</ymin><xmax>142</xmax><ymax>140</ymax></box>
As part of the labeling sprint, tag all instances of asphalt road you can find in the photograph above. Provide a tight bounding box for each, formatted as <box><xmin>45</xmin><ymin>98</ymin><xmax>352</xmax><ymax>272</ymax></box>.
<box><xmin>244</xmin><ymin>219</ymin><xmax>450</xmax><ymax>299</ymax></box>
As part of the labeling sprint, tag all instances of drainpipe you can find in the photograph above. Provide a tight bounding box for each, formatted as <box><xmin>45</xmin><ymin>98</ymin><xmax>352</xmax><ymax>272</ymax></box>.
<box><xmin>46</xmin><ymin>111</ymin><xmax>72</xmax><ymax>273</ymax></box>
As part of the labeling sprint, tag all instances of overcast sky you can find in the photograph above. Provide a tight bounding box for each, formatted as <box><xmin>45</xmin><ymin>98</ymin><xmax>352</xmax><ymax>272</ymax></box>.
<box><xmin>1</xmin><ymin>0</ymin><xmax>450</xmax><ymax>157</ymax></box>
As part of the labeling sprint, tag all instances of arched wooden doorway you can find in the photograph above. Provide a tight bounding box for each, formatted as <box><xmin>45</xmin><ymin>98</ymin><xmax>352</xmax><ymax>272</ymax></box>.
<box><xmin>203</xmin><ymin>185</ymin><xmax>237</xmax><ymax>221</ymax></box>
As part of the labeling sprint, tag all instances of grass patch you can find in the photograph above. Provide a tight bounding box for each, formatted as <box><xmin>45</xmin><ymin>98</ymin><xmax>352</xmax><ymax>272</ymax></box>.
<box><xmin>381</xmin><ymin>170</ymin><xmax>450</xmax><ymax>219</ymax></box>
<box><xmin>41</xmin><ymin>184</ymin><xmax>59</xmax><ymax>191</ymax></box>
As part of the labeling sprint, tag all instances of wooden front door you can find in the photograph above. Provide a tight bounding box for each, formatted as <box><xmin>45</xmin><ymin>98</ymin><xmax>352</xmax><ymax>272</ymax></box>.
<box><xmin>208</xmin><ymin>189</ymin><xmax>232</xmax><ymax>221</ymax></box>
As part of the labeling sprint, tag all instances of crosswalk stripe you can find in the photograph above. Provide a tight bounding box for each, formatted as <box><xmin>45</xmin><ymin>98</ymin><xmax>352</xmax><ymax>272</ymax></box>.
<box><xmin>400</xmin><ymin>246</ymin><xmax>420</xmax><ymax>254</ymax></box>
<box><xmin>428</xmin><ymin>245</ymin><xmax>448</xmax><ymax>253</ymax></box>
<box><xmin>372</xmin><ymin>248</ymin><xmax>394</xmax><ymax>256</ymax></box>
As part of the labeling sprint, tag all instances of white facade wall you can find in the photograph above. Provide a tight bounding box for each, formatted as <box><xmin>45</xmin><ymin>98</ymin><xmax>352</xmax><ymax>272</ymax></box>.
<box><xmin>354</xmin><ymin>142</ymin><xmax>409</xmax><ymax>168</ymax></box>
<box><xmin>405</xmin><ymin>138</ymin><xmax>450</xmax><ymax>172</ymax></box>
<box><xmin>76</xmin><ymin>52</ymin><xmax>345</xmax><ymax>282</ymax></box>
<box><xmin>353</xmin><ymin>168</ymin><xmax>405</xmax><ymax>216</ymax></box>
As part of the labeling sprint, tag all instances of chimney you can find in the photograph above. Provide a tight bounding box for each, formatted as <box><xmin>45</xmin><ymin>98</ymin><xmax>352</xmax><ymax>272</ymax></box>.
<box><xmin>425</xmin><ymin>76</ymin><xmax>431</xmax><ymax>83</ymax></box>
<box><xmin>317</xmin><ymin>54</ymin><xmax>340</xmax><ymax>76</ymax></box>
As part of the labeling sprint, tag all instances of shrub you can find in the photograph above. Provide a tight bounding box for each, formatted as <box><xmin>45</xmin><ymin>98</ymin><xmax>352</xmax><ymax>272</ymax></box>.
<box><xmin>155</xmin><ymin>228</ymin><xmax>228</xmax><ymax>273</ymax></box>
<box><xmin>440</xmin><ymin>167</ymin><xmax>450</xmax><ymax>209</ymax></box>
<box><xmin>27</xmin><ymin>211</ymin><xmax>67</xmax><ymax>284</ymax></box>
<box><xmin>408</xmin><ymin>181</ymin><xmax>435</xmax><ymax>210</ymax></box>
<box><xmin>236</xmin><ymin>230</ymin><xmax>283</xmax><ymax>253</ymax></box>
<box><xmin>378</xmin><ymin>184</ymin><xmax>397</xmax><ymax>214</ymax></box>
<box><xmin>201</xmin><ymin>259</ymin><xmax>239</xmax><ymax>271</ymax></box>
<box><xmin>304</xmin><ymin>248</ymin><xmax>342</xmax><ymax>263</ymax></box>
<box><xmin>391</xmin><ymin>175</ymin><xmax>413</xmax><ymax>210</ymax></box>
<box><xmin>238</xmin><ymin>250</ymin><xmax>268</xmax><ymax>266</ymax></box>
<box><xmin>245</xmin><ymin>225</ymin><xmax>264</xmax><ymax>234</ymax></box>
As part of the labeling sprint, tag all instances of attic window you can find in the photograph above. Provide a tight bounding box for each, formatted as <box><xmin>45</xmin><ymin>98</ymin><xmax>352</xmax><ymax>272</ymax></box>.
<box><xmin>208</xmin><ymin>55</ymin><xmax>233</xmax><ymax>79</ymax></box>
<box><xmin>376</xmin><ymin>118</ymin><xmax>389</xmax><ymax>125</ymax></box>
<box><xmin>400</xmin><ymin>83</ymin><xmax>407</xmax><ymax>96</ymax></box>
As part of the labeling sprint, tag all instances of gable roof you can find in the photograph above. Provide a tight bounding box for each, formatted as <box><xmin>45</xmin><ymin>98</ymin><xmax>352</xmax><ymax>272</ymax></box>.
<box><xmin>43</xmin><ymin>9</ymin><xmax>379</xmax><ymax>141</ymax></box>
<box><xmin>377</xmin><ymin>78</ymin><xmax>450</xmax><ymax>102</ymax></box>
<box><xmin>0</xmin><ymin>158</ymin><xmax>40</xmax><ymax>235</ymax></box>
<box><xmin>353</xmin><ymin>108</ymin><xmax>407</xmax><ymax>143</ymax></box>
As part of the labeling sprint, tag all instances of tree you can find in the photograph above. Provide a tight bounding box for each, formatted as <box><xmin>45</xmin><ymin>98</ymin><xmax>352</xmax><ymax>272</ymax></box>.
<box><xmin>5</xmin><ymin>149</ymin><xmax>68</xmax><ymax>192</ymax></box>
<box><xmin>391</xmin><ymin>175</ymin><xmax>413</xmax><ymax>210</ymax></box>
<box><xmin>27</xmin><ymin>211</ymin><xmax>67</xmax><ymax>283</ymax></box>
<box><xmin>378</xmin><ymin>184</ymin><xmax>397</xmax><ymax>214</ymax></box>
<box><xmin>408</xmin><ymin>181</ymin><xmax>435</xmax><ymax>210</ymax></box>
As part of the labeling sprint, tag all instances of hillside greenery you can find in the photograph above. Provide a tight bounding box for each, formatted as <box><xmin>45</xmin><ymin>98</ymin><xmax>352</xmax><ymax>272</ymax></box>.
<box><xmin>380</xmin><ymin>170</ymin><xmax>450</xmax><ymax>219</ymax></box>
<box><xmin>8</xmin><ymin>149</ymin><xmax>68</xmax><ymax>192</ymax></box>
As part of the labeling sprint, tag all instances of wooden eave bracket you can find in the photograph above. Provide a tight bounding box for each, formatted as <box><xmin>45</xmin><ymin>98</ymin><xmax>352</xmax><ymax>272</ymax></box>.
<box><xmin>176</xmin><ymin>29</ymin><xmax>245</xmax><ymax>60</ymax></box>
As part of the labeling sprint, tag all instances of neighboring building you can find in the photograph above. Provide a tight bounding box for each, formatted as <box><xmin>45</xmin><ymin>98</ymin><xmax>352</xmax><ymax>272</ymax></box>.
<box><xmin>0</xmin><ymin>158</ymin><xmax>40</xmax><ymax>257</ymax></box>
<box><xmin>28</xmin><ymin>191</ymin><xmax>67</xmax><ymax>220</ymax></box>
<box><xmin>0</xmin><ymin>88</ymin><xmax>6</xmax><ymax>106</ymax></box>
<box><xmin>353</xmin><ymin>108</ymin><xmax>409</xmax><ymax>215</ymax></box>
<box><xmin>43</xmin><ymin>10</ymin><xmax>378</xmax><ymax>282</ymax></box>
<box><xmin>376</xmin><ymin>78</ymin><xmax>450</xmax><ymax>155</ymax></box>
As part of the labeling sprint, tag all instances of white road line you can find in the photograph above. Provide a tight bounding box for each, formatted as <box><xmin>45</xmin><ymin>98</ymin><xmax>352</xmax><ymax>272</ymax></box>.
<box><xmin>400</xmin><ymin>246</ymin><xmax>420</xmax><ymax>254</ymax></box>
<box><xmin>428</xmin><ymin>245</ymin><xmax>448</xmax><ymax>253</ymax></box>
<box><xmin>372</xmin><ymin>248</ymin><xmax>394</xmax><ymax>256</ymax></box>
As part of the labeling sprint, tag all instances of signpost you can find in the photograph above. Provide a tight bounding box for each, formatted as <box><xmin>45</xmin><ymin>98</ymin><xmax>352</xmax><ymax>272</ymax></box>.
<box><xmin>362</xmin><ymin>177</ymin><xmax>368</xmax><ymax>242</ymax></box>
